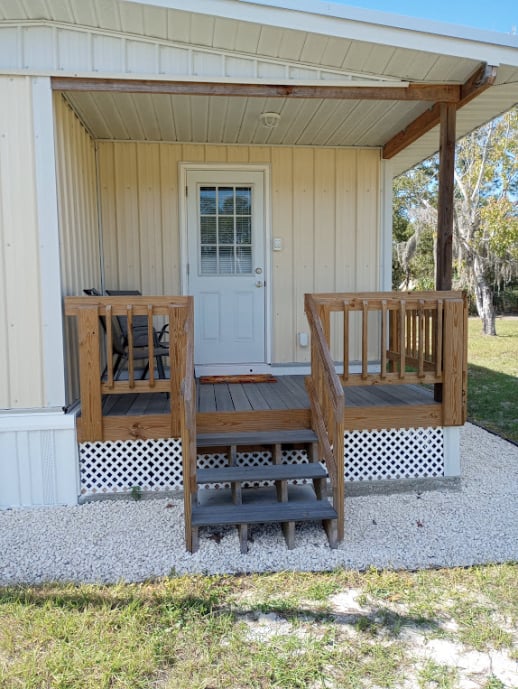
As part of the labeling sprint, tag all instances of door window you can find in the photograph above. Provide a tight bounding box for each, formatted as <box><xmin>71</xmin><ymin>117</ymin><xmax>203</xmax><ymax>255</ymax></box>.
<box><xmin>199</xmin><ymin>186</ymin><xmax>252</xmax><ymax>275</ymax></box>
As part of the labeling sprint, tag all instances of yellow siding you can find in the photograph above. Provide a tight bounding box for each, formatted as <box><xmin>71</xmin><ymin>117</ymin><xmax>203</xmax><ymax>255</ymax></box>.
<box><xmin>53</xmin><ymin>94</ymin><xmax>100</xmax><ymax>402</ymax></box>
<box><xmin>0</xmin><ymin>76</ymin><xmax>44</xmax><ymax>408</ymax></box>
<box><xmin>97</xmin><ymin>142</ymin><xmax>381</xmax><ymax>363</ymax></box>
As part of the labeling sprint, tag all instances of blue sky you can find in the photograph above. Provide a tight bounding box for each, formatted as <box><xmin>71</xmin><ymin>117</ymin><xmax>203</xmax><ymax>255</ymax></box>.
<box><xmin>330</xmin><ymin>0</ymin><xmax>517</xmax><ymax>34</ymax></box>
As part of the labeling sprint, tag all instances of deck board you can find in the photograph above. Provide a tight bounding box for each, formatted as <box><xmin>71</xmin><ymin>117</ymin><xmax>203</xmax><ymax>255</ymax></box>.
<box><xmin>100</xmin><ymin>376</ymin><xmax>437</xmax><ymax>419</ymax></box>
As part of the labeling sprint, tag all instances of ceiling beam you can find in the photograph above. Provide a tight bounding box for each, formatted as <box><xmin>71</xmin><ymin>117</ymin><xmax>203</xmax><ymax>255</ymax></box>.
<box><xmin>51</xmin><ymin>77</ymin><xmax>460</xmax><ymax>102</ymax></box>
<box><xmin>383</xmin><ymin>63</ymin><xmax>497</xmax><ymax>159</ymax></box>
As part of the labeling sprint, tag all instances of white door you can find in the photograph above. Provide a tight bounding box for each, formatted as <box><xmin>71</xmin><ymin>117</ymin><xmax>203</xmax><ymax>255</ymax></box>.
<box><xmin>185</xmin><ymin>169</ymin><xmax>268</xmax><ymax>370</ymax></box>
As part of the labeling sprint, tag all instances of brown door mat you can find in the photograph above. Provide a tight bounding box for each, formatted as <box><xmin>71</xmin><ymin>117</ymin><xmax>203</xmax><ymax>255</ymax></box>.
<box><xmin>199</xmin><ymin>374</ymin><xmax>277</xmax><ymax>384</ymax></box>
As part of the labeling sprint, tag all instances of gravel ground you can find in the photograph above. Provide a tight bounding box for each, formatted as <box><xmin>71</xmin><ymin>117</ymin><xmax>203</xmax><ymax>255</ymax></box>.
<box><xmin>0</xmin><ymin>422</ymin><xmax>516</xmax><ymax>585</ymax></box>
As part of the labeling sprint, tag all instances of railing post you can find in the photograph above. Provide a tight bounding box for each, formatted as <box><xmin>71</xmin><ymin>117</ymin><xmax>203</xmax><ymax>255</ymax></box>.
<box><xmin>77</xmin><ymin>305</ymin><xmax>103</xmax><ymax>441</ymax></box>
<box><xmin>442</xmin><ymin>299</ymin><xmax>464</xmax><ymax>425</ymax></box>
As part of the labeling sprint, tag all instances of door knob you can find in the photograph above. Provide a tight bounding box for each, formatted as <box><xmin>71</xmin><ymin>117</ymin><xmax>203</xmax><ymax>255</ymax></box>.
<box><xmin>256</xmin><ymin>280</ymin><xmax>264</xmax><ymax>288</ymax></box>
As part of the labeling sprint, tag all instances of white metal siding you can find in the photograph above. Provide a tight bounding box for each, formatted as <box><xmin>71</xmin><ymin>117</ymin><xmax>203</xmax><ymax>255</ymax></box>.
<box><xmin>0</xmin><ymin>76</ymin><xmax>45</xmax><ymax>409</ymax></box>
<box><xmin>54</xmin><ymin>93</ymin><xmax>100</xmax><ymax>404</ymax></box>
<box><xmin>0</xmin><ymin>411</ymin><xmax>79</xmax><ymax>507</ymax></box>
<box><xmin>98</xmin><ymin>141</ymin><xmax>380</xmax><ymax>363</ymax></box>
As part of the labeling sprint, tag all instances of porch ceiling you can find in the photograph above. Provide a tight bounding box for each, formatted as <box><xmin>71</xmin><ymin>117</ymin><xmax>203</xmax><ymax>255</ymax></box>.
<box><xmin>62</xmin><ymin>90</ymin><xmax>431</xmax><ymax>150</ymax></box>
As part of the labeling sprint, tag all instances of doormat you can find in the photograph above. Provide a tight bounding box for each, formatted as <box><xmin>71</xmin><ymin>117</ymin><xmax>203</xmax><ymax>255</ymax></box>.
<box><xmin>199</xmin><ymin>374</ymin><xmax>277</xmax><ymax>384</ymax></box>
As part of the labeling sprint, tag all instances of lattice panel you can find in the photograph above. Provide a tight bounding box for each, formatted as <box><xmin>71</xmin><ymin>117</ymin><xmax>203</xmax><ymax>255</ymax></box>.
<box><xmin>79</xmin><ymin>438</ymin><xmax>183</xmax><ymax>495</ymax></box>
<box><xmin>80</xmin><ymin>429</ymin><xmax>445</xmax><ymax>496</ymax></box>
<box><xmin>345</xmin><ymin>427</ymin><xmax>444</xmax><ymax>481</ymax></box>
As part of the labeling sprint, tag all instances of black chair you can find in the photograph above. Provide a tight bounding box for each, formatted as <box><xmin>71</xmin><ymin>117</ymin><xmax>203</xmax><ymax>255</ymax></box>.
<box><xmin>83</xmin><ymin>288</ymin><xmax>169</xmax><ymax>380</ymax></box>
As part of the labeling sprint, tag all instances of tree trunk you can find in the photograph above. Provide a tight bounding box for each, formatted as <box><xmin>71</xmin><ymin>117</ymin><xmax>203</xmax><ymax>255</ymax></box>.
<box><xmin>473</xmin><ymin>258</ymin><xmax>497</xmax><ymax>335</ymax></box>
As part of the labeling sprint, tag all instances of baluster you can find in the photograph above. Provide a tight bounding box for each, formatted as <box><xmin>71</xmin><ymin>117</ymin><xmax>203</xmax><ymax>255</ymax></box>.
<box><xmin>106</xmin><ymin>304</ymin><xmax>114</xmax><ymax>388</ymax></box>
<box><xmin>127</xmin><ymin>305</ymin><xmax>135</xmax><ymax>387</ymax></box>
<box><xmin>380</xmin><ymin>300</ymin><xmax>387</xmax><ymax>379</ymax></box>
<box><xmin>362</xmin><ymin>300</ymin><xmax>368</xmax><ymax>380</ymax></box>
<box><xmin>435</xmin><ymin>299</ymin><xmax>443</xmax><ymax>378</ymax></box>
<box><xmin>424</xmin><ymin>306</ymin><xmax>431</xmax><ymax>362</ymax></box>
<box><xmin>343</xmin><ymin>300</ymin><xmax>350</xmax><ymax>382</ymax></box>
<box><xmin>399</xmin><ymin>300</ymin><xmax>406</xmax><ymax>378</ymax></box>
<box><xmin>418</xmin><ymin>299</ymin><xmax>425</xmax><ymax>378</ymax></box>
<box><xmin>147</xmin><ymin>304</ymin><xmax>155</xmax><ymax>387</ymax></box>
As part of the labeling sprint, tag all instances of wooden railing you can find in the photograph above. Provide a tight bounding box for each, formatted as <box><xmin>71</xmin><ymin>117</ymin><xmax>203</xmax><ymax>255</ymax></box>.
<box><xmin>305</xmin><ymin>290</ymin><xmax>468</xmax><ymax>542</ymax></box>
<box><xmin>65</xmin><ymin>295</ymin><xmax>195</xmax><ymax>438</ymax></box>
<box><xmin>305</xmin><ymin>295</ymin><xmax>345</xmax><ymax>542</ymax></box>
<box><xmin>66</xmin><ymin>294</ymin><xmax>198</xmax><ymax>550</ymax></box>
<box><xmin>307</xmin><ymin>291</ymin><xmax>467</xmax><ymax>425</ymax></box>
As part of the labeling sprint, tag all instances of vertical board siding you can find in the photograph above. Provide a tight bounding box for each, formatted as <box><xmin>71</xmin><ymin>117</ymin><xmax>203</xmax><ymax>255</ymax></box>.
<box><xmin>98</xmin><ymin>142</ymin><xmax>381</xmax><ymax>363</ymax></box>
<box><xmin>53</xmin><ymin>94</ymin><xmax>100</xmax><ymax>403</ymax></box>
<box><xmin>0</xmin><ymin>419</ymin><xmax>79</xmax><ymax>507</ymax></box>
<box><xmin>0</xmin><ymin>76</ymin><xmax>45</xmax><ymax>409</ymax></box>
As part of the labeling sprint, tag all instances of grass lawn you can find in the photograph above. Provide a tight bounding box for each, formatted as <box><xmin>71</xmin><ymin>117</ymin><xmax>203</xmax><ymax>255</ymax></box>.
<box><xmin>1</xmin><ymin>566</ymin><xmax>517</xmax><ymax>689</ymax></box>
<box><xmin>467</xmin><ymin>316</ymin><xmax>518</xmax><ymax>443</ymax></box>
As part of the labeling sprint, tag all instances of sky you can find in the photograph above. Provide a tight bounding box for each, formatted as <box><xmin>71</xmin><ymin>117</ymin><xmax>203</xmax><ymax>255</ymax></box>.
<box><xmin>330</xmin><ymin>0</ymin><xmax>517</xmax><ymax>35</ymax></box>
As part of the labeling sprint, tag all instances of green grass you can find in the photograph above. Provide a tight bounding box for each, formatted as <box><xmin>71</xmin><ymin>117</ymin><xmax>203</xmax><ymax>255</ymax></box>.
<box><xmin>1</xmin><ymin>565</ymin><xmax>517</xmax><ymax>689</ymax></box>
<box><xmin>467</xmin><ymin>316</ymin><xmax>518</xmax><ymax>443</ymax></box>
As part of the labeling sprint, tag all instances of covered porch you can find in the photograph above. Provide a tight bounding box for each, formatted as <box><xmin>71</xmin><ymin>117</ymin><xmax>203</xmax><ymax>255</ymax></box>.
<box><xmin>65</xmin><ymin>290</ymin><xmax>467</xmax><ymax>551</ymax></box>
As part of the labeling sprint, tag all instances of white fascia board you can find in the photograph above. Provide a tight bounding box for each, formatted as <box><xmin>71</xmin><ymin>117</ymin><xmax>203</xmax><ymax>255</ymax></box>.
<box><xmin>125</xmin><ymin>0</ymin><xmax>518</xmax><ymax>65</ymax></box>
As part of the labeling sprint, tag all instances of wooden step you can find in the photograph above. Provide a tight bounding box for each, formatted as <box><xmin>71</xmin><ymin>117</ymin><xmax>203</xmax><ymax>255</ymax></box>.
<box><xmin>197</xmin><ymin>462</ymin><xmax>327</xmax><ymax>484</ymax></box>
<box><xmin>191</xmin><ymin>498</ymin><xmax>337</xmax><ymax>527</ymax></box>
<box><xmin>196</xmin><ymin>429</ymin><xmax>318</xmax><ymax>448</ymax></box>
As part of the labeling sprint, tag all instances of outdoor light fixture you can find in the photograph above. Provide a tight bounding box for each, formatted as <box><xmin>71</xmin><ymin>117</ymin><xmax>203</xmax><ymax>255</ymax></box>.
<box><xmin>259</xmin><ymin>112</ymin><xmax>281</xmax><ymax>128</ymax></box>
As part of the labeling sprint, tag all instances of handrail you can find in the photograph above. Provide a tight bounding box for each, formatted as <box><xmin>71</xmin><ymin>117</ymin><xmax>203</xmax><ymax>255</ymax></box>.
<box><xmin>304</xmin><ymin>294</ymin><xmax>345</xmax><ymax>542</ymax></box>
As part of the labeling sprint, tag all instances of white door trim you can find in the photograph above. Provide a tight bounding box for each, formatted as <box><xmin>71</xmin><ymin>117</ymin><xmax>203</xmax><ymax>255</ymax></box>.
<box><xmin>179</xmin><ymin>162</ymin><xmax>272</xmax><ymax>374</ymax></box>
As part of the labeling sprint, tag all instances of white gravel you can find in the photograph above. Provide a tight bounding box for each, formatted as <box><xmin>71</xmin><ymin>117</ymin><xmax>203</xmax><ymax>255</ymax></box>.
<box><xmin>0</xmin><ymin>422</ymin><xmax>516</xmax><ymax>585</ymax></box>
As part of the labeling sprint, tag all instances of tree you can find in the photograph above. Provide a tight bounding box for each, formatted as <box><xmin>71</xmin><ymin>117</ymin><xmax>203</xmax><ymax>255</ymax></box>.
<box><xmin>393</xmin><ymin>106</ymin><xmax>518</xmax><ymax>334</ymax></box>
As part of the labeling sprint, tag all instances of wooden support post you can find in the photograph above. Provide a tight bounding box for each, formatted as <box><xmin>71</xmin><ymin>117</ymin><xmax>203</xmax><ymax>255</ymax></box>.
<box><xmin>435</xmin><ymin>102</ymin><xmax>456</xmax><ymax>401</ymax></box>
<box><xmin>436</xmin><ymin>102</ymin><xmax>456</xmax><ymax>291</ymax></box>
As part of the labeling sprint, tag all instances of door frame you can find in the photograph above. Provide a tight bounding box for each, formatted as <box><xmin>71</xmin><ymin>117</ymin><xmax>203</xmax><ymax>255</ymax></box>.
<box><xmin>179</xmin><ymin>162</ymin><xmax>272</xmax><ymax>374</ymax></box>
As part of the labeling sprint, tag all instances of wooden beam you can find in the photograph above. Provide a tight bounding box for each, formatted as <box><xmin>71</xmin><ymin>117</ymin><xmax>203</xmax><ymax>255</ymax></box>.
<box><xmin>383</xmin><ymin>64</ymin><xmax>497</xmax><ymax>159</ymax></box>
<box><xmin>51</xmin><ymin>76</ymin><xmax>459</xmax><ymax>102</ymax></box>
<box><xmin>460</xmin><ymin>63</ymin><xmax>498</xmax><ymax>104</ymax></box>
<box><xmin>436</xmin><ymin>102</ymin><xmax>456</xmax><ymax>291</ymax></box>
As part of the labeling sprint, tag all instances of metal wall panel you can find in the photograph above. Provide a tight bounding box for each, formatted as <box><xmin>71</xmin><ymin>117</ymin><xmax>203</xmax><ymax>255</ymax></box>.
<box><xmin>97</xmin><ymin>141</ymin><xmax>380</xmax><ymax>364</ymax></box>
<box><xmin>0</xmin><ymin>76</ymin><xmax>45</xmax><ymax>409</ymax></box>
<box><xmin>53</xmin><ymin>93</ymin><xmax>100</xmax><ymax>403</ymax></box>
<box><xmin>0</xmin><ymin>411</ymin><xmax>79</xmax><ymax>507</ymax></box>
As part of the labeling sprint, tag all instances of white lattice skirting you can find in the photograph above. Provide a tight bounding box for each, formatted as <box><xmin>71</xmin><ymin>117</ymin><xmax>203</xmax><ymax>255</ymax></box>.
<box><xmin>79</xmin><ymin>427</ymin><xmax>448</xmax><ymax>497</ymax></box>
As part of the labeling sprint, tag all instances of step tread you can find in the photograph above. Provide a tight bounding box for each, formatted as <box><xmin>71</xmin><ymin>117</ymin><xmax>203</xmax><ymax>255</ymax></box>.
<box><xmin>191</xmin><ymin>499</ymin><xmax>337</xmax><ymax>527</ymax></box>
<box><xmin>196</xmin><ymin>429</ymin><xmax>317</xmax><ymax>448</ymax></box>
<box><xmin>197</xmin><ymin>463</ymin><xmax>327</xmax><ymax>484</ymax></box>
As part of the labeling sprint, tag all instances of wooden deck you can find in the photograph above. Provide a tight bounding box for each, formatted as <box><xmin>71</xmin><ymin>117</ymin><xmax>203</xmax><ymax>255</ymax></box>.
<box><xmin>99</xmin><ymin>375</ymin><xmax>440</xmax><ymax>435</ymax></box>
